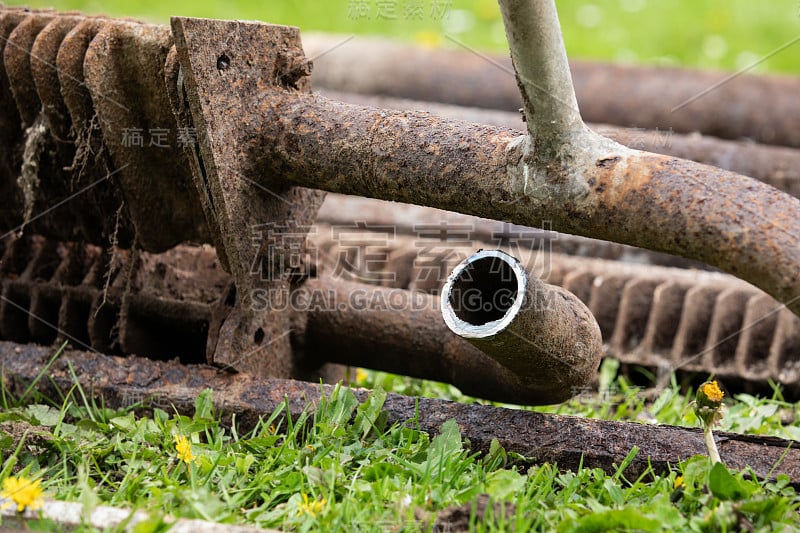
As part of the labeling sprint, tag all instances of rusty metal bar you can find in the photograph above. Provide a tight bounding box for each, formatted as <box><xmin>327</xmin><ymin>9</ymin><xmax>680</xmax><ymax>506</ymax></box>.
<box><xmin>315</xmin><ymin>194</ymin><xmax>711</xmax><ymax>270</ymax></box>
<box><xmin>303</xmin><ymin>34</ymin><xmax>800</xmax><ymax>148</ymax></box>
<box><xmin>3</xmin><ymin>340</ymin><xmax>800</xmax><ymax>484</ymax></box>
<box><xmin>320</xmin><ymin>90</ymin><xmax>800</xmax><ymax>199</ymax></box>
<box><xmin>299</xmin><ymin>276</ymin><xmax>598</xmax><ymax>405</ymax></box>
<box><xmin>202</xmin><ymin>87</ymin><xmax>800</xmax><ymax>317</ymax></box>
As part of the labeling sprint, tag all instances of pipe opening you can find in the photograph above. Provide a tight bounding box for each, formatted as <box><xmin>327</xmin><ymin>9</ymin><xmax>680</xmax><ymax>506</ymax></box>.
<box><xmin>447</xmin><ymin>256</ymin><xmax>519</xmax><ymax>326</ymax></box>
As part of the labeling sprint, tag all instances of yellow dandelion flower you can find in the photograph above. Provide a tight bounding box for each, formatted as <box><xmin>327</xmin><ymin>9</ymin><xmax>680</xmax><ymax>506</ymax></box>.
<box><xmin>701</xmin><ymin>380</ymin><xmax>724</xmax><ymax>403</ymax></box>
<box><xmin>298</xmin><ymin>493</ymin><xmax>326</xmax><ymax>518</ymax></box>
<box><xmin>673</xmin><ymin>475</ymin><xmax>685</xmax><ymax>489</ymax></box>
<box><xmin>1</xmin><ymin>475</ymin><xmax>44</xmax><ymax>512</ymax></box>
<box><xmin>305</xmin><ymin>444</ymin><xmax>315</xmax><ymax>452</ymax></box>
<box><xmin>174</xmin><ymin>434</ymin><xmax>197</xmax><ymax>464</ymax></box>
<box><xmin>355</xmin><ymin>368</ymin><xmax>368</xmax><ymax>383</ymax></box>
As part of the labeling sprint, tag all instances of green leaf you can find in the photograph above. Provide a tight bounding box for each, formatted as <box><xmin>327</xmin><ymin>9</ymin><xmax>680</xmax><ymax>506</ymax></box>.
<box><xmin>708</xmin><ymin>462</ymin><xmax>752</xmax><ymax>501</ymax></box>
<box><xmin>737</xmin><ymin>496</ymin><xmax>791</xmax><ymax>524</ymax></box>
<box><xmin>193</xmin><ymin>388</ymin><xmax>215</xmax><ymax>420</ymax></box>
<box><xmin>109</xmin><ymin>413</ymin><xmax>136</xmax><ymax>433</ymax></box>
<box><xmin>354</xmin><ymin>387</ymin><xmax>387</xmax><ymax>439</ymax></box>
<box><xmin>558</xmin><ymin>508</ymin><xmax>661</xmax><ymax>533</ymax></box>
<box><xmin>484</xmin><ymin>438</ymin><xmax>507</xmax><ymax>470</ymax></box>
<box><xmin>428</xmin><ymin>419</ymin><xmax>462</xmax><ymax>461</ymax></box>
<box><xmin>319</xmin><ymin>385</ymin><xmax>359</xmax><ymax>429</ymax></box>
<box><xmin>485</xmin><ymin>469</ymin><xmax>526</xmax><ymax>499</ymax></box>
<box><xmin>24</xmin><ymin>404</ymin><xmax>60</xmax><ymax>426</ymax></box>
<box><xmin>598</xmin><ymin>358</ymin><xmax>620</xmax><ymax>393</ymax></box>
<box><xmin>0</xmin><ymin>428</ymin><xmax>13</xmax><ymax>450</ymax></box>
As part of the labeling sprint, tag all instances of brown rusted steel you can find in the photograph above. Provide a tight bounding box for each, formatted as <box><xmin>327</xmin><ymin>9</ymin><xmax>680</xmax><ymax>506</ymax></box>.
<box><xmin>299</xmin><ymin>273</ymin><xmax>594</xmax><ymax>405</ymax></box>
<box><xmin>3</xmin><ymin>232</ymin><xmax>798</xmax><ymax>398</ymax></box>
<box><xmin>0</xmin><ymin>7</ymin><xmax>793</xmax><ymax>312</ymax></box>
<box><xmin>56</xmin><ymin>17</ymin><xmax>137</xmax><ymax>247</ymax></box>
<box><xmin>3</xmin><ymin>340</ymin><xmax>800</xmax><ymax>484</ymax></box>
<box><xmin>304</xmin><ymin>34</ymin><xmax>800</xmax><ymax>148</ymax></box>
<box><xmin>440</xmin><ymin>250</ymin><xmax>602</xmax><ymax>404</ymax></box>
<box><xmin>1</xmin><ymin>9</ymin><xmax>798</xmax><ymax>395</ymax></box>
<box><xmin>170</xmin><ymin>17</ymin><xmax>326</xmax><ymax>377</ymax></box>
<box><xmin>309</xmin><ymin>224</ymin><xmax>800</xmax><ymax>393</ymax></box>
<box><xmin>0</xmin><ymin>231</ymin><xmax>580</xmax><ymax>404</ymax></box>
<box><xmin>0</xmin><ymin>233</ymin><xmax>225</xmax><ymax>362</ymax></box>
<box><xmin>320</xmin><ymin>90</ymin><xmax>800</xmax><ymax>200</ymax></box>
<box><xmin>0</xmin><ymin>9</ymin><xmax>205</xmax><ymax>250</ymax></box>
<box><xmin>212</xmin><ymin>84</ymin><xmax>800</xmax><ymax>316</ymax></box>
<box><xmin>83</xmin><ymin>18</ymin><xmax>209</xmax><ymax>251</ymax></box>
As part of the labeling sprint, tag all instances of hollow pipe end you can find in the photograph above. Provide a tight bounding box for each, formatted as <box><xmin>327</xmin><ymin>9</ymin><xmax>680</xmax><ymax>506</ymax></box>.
<box><xmin>440</xmin><ymin>249</ymin><xmax>527</xmax><ymax>338</ymax></box>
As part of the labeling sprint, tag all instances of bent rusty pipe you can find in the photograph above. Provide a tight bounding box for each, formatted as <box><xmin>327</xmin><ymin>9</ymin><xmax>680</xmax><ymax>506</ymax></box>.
<box><xmin>172</xmin><ymin>16</ymin><xmax>800</xmax><ymax>320</ymax></box>
<box><xmin>249</xmin><ymin>92</ymin><xmax>800</xmax><ymax>318</ymax></box>
<box><xmin>319</xmin><ymin>89</ymin><xmax>800</xmax><ymax>199</ymax></box>
<box><xmin>302</xmin><ymin>273</ymin><xmax>597</xmax><ymax>405</ymax></box>
<box><xmin>440</xmin><ymin>250</ymin><xmax>601</xmax><ymax>403</ymax></box>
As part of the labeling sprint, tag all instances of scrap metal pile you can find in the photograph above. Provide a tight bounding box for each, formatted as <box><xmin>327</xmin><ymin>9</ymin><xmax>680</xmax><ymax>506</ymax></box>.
<box><xmin>1</xmin><ymin>4</ymin><xmax>800</xmax><ymax>478</ymax></box>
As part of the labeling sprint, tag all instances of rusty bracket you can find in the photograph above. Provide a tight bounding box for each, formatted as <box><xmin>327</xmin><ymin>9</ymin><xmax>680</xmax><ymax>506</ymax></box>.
<box><xmin>170</xmin><ymin>19</ymin><xmax>326</xmax><ymax>377</ymax></box>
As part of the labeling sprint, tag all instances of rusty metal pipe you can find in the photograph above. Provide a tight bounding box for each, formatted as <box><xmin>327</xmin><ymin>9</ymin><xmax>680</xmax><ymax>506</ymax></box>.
<box><xmin>302</xmin><ymin>271</ymin><xmax>597</xmax><ymax>405</ymax></box>
<box><xmin>3</xmin><ymin>232</ymin><xmax>798</xmax><ymax>396</ymax></box>
<box><xmin>440</xmin><ymin>249</ymin><xmax>601</xmax><ymax>403</ymax></box>
<box><xmin>320</xmin><ymin>90</ymin><xmax>800</xmax><ymax>199</ymax></box>
<box><xmin>240</xmin><ymin>91</ymin><xmax>800</xmax><ymax>317</ymax></box>
<box><xmin>304</xmin><ymin>34</ymin><xmax>800</xmax><ymax>148</ymax></box>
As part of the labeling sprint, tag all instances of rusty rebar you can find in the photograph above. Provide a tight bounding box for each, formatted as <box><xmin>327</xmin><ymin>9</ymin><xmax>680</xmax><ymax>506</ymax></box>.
<box><xmin>4</xmin><ymin>341</ymin><xmax>800</xmax><ymax>484</ymax></box>
<box><xmin>303</xmin><ymin>33</ymin><xmax>800</xmax><ymax>148</ymax></box>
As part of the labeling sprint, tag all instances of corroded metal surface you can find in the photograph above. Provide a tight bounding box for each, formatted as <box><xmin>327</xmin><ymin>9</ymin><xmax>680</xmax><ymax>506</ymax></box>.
<box><xmin>310</xmin><ymin>225</ymin><xmax>800</xmax><ymax>391</ymax></box>
<box><xmin>0</xmin><ymin>234</ymin><xmax>225</xmax><ymax>361</ymax></box>
<box><xmin>304</xmin><ymin>34</ymin><xmax>800</xmax><ymax>148</ymax></box>
<box><xmin>83</xmin><ymin>19</ymin><xmax>209</xmax><ymax>250</ymax></box>
<box><xmin>3</xmin><ymin>233</ymin><xmax>798</xmax><ymax>397</ymax></box>
<box><xmin>0</xmin><ymin>9</ymin><xmax>206</xmax><ymax>251</ymax></box>
<box><xmin>171</xmin><ymin>16</ymin><xmax>326</xmax><ymax>377</ymax></box>
<box><xmin>3</xmin><ymin>340</ymin><xmax>800</xmax><ymax>484</ymax></box>
<box><xmin>0</xmin><ymin>8</ymin><xmax>797</xmax><ymax>317</ymax></box>
<box><xmin>321</xmin><ymin>90</ymin><xmax>800</xmax><ymax>199</ymax></box>
<box><xmin>246</xmin><ymin>90</ymin><xmax>800</xmax><ymax>317</ymax></box>
<box><xmin>440</xmin><ymin>250</ymin><xmax>602</xmax><ymax>404</ymax></box>
<box><xmin>0</xmin><ymin>9</ymin><xmax>798</xmax><ymax>394</ymax></box>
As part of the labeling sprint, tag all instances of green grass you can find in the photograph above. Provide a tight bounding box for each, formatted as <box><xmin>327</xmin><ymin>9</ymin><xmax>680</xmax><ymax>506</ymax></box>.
<box><xmin>3</xmin><ymin>357</ymin><xmax>800</xmax><ymax>531</ymax></box>
<box><xmin>6</xmin><ymin>0</ymin><xmax>800</xmax><ymax>73</ymax></box>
